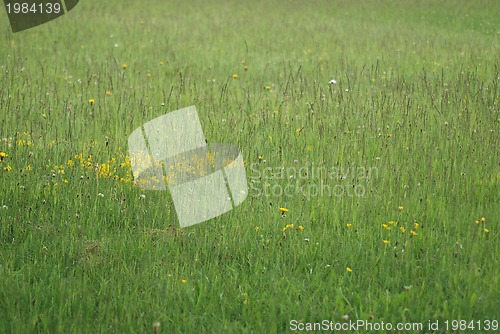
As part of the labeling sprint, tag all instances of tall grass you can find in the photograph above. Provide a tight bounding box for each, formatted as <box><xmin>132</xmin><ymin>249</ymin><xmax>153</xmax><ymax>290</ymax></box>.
<box><xmin>0</xmin><ymin>0</ymin><xmax>499</xmax><ymax>332</ymax></box>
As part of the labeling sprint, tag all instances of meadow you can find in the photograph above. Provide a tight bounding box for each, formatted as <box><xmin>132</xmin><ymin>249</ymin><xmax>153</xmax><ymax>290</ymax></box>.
<box><xmin>0</xmin><ymin>0</ymin><xmax>499</xmax><ymax>332</ymax></box>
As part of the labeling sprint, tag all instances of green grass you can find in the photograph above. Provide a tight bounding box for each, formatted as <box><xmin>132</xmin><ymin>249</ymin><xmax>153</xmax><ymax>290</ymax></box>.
<box><xmin>1</xmin><ymin>0</ymin><xmax>499</xmax><ymax>333</ymax></box>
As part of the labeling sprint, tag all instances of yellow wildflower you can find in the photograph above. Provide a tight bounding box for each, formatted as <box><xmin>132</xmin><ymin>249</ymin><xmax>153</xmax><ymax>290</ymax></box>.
<box><xmin>298</xmin><ymin>225</ymin><xmax>304</xmax><ymax>231</ymax></box>
<box><xmin>232</xmin><ymin>73</ymin><xmax>238</xmax><ymax>79</ymax></box>
<box><xmin>89</xmin><ymin>99</ymin><xmax>95</xmax><ymax>104</ymax></box>
<box><xmin>346</xmin><ymin>223</ymin><xmax>352</xmax><ymax>228</ymax></box>
<box><xmin>383</xmin><ymin>240</ymin><xmax>389</xmax><ymax>244</ymax></box>
<box><xmin>346</xmin><ymin>267</ymin><xmax>353</xmax><ymax>273</ymax></box>
<box><xmin>279</xmin><ymin>207</ymin><xmax>288</xmax><ymax>213</ymax></box>
<box><xmin>122</xmin><ymin>64</ymin><xmax>127</xmax><ymax>70</ymax></box>
<box><xmin>483</xmin><ymin>228</ymin><xmax>489</xmax><ymax>233</ymax></box>
<box><xmin>410</xmin><ymin>230</ymin><xmax>417</xmax><ymax>236</ymax></box>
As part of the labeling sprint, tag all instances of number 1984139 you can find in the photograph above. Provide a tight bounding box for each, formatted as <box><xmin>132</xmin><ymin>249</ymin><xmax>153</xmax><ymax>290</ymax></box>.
<box><xmin>5</xmin><ymin>2</ymin><xmax>61</xmax><ymax>14</ymax></box>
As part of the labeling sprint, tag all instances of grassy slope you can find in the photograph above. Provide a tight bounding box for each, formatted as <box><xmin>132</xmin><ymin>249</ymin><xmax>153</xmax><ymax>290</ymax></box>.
<box><xmin>0</xmin><ymin>0</ymin><xmax>499</xmax><ymax>332</ymax></box>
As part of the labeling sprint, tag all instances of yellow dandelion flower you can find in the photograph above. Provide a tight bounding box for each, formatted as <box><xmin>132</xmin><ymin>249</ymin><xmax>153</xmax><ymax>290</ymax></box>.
<box><xmin>232</xmin><ymin>73</ymin><xmax>238</xmax><ymax>79</ymax></box>
<box><xmin>3</xmin><ymin>165</ymin><xmax>12</xmax><ymax>171</ymax></box>
<box><xmin>483</xmin><ymin>228</ymin><xmax>489</xmax><ymax>233</ymax></box>
<box><xmin>89</xmin><ymin>99</ymin><xmax>95</xmax><ymax>104</ymax></box>
<box><xmin>99</xmin><ymin>164</ymin><xmax>112</xmax><ymax>177</ymax></box>
<box><xmin>279</xmin><ymin>207</ymin><xmax>289</xmax><ymax>213</ymax></box>
<box><xmin>105</xmin><ymin>90</ymin><xmax>112</xmax><ymax>95</ymax></box>
<box><xmin>255</xmin><ymin>226</ymin><xmax>260</xmax><ymax>232</ymax></box>
<box><xmin>306</xmin><ymin>145</ymin><xmax>312</xmax><ymax>151</ymax></box>
<box><xmin>481</xmin><ymin>217</ymin><xmax>486</xmax><ymax>222</ymax></box>
<box><xmin>410</xmin><ymin>230</ymin><xmax>417</xmax><ymax>236</ymax></box>
<box><xmin>258</xmin><ymin>155</ymin><xmax>263</xmax><ymax>162</ymax></box>
<box><xmin>181</xmin><ymin>279</ymin><xmax>187</xmax><ymax>284</ymax></box>
<box><xmin>400</xmin><ymin>226</ymin><xmax>406</xmax><ymax>233</ymax></box>
<box><xmin>122</xmin><ymin>64</ymin><xmax>127</xmax><ymax>70</ymax></box>
<box><xmin>398</xmin><ymin>206</ymin><xmax>404</xmax><ymax>211</ymax></box>
<box><xmin>265</xmin><ymin>85</ymin><xmax>271</xmax><ymax>90</ymax></box>
<box><xmin>383</xmin><ymin>239</ymin><xmax>389</xmax><ymax>244</ymax></box>
<box><xmin>346</xmin><ymin>267</ymin><xmax>353</xmax><ymax>273</ymax></box>
<box><xmin>346</xmin><ymin>223</ymin><xmax>352</xmax><ymax>228</ymax></box>
<box><xmin>298</xmin><ymin>225</ymin><xmax>304</xmax><ymax>231</ymax></box>
<box><xmin>243</xmin><ymin>65</ymin><xmax>249</xmax><ymax>71</ymax></box>
<box><xmin>26</xmin><ymin>165</ymin><xmax>32</xmax><ymax>171</ymax></box>
<box><xmin>475</xmin><ymin>220</ymin><xmax>480</xmax><ymax>225</ymax></box>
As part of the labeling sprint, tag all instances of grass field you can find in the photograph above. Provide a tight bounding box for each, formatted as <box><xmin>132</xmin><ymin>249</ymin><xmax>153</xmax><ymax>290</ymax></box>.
<box><xmin>0</xmin><ymin>0</ymin><xmax>499</xmax><ymax>333</ymax></box>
